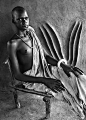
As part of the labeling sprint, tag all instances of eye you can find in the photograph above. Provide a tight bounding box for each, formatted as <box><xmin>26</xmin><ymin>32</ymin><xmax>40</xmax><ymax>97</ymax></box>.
<box><xmin>17</xmin><ymin>17</ymin><xmax>29</xmax><ymax>22</ymax></box>
<box><xmin>25</xmin><ymin>17</ymin><xmax>29</xmax><ymax>20</ymax></box>
<box><xmin>17</xmin><ymin>18</ymin><xmax>22</xmax><ymax>22</ymax></box>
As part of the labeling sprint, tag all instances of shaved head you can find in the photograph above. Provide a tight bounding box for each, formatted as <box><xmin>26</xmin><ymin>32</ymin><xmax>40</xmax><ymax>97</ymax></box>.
<box><xmin>12</xmin><ymin>6</ymin><xmax>26</xmax><ymax>20</ymax></box>
<box><xmin>11</xmin><ymin>6</ymin><xmax>29</xmax><ymax>30</ymax></box>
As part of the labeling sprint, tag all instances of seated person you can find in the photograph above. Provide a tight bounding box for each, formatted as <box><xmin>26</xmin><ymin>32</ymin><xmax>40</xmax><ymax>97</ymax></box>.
<box><xmin>7</xmin><ymin>6</ymin><xmax>86</xmax><ymax>119</ymax></box>
<box><xmin>7</xmin><ymin>6</ymin><xmax>68</xmax><ymax>93</ymax></box>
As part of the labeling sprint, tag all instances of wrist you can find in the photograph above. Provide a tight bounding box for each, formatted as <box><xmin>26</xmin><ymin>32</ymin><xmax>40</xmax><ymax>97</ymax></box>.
<box><xmin>57</xmin><ymin>59</ymin><xmax>67</xmax><ymax>69</ymax></box>
<box><xmin>40</xmin><ymin>77</ymin><xmax>47</xmax><ymax>84</ymax></box>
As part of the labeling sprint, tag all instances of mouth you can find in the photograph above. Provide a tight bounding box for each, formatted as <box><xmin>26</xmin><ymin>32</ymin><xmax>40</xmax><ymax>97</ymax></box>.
<box><xmin>22</xmin><ymin>26</ymin><xmax>28</xmax><ymax>30</ymax></box>
<box><xmin>22</xmin><ymin>25</ymin><xmax>28</xmax><ymax>28</ymax></box>
<box><xmin>22</xmin><ymin>24</ymin><xmax>28</xmax><ymax>28</ymax></box>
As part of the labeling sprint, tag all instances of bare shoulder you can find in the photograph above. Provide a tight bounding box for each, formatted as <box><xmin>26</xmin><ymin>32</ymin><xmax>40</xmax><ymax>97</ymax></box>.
<box><xmin>7</xmin><ymin>35</ymin><xmax>19</xmax><ymax>52</ymax></box>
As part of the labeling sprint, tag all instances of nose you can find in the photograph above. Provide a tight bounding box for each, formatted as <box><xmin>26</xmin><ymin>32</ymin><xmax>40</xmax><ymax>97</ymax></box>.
<box><xmin>22</xmin><ymin>18</ymin><xmax>27</xmax><ymax>23</ymax></box>
<box><xmin>22</xmin><ymin>19</ymin><xmax>28</xmax><ymax>25</ymax></box>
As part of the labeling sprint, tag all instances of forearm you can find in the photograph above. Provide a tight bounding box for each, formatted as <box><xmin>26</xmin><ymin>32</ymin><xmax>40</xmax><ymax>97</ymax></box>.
<box><xmin>60</xmin><ymin>63</ymin><xmax>71</xmax><ymax>72</ymax></box>
<box><xmin>45</xmin><ymin>54</ymin><xmax>75</xmax><ymax>77</ymax></box>
<box><xmin>15</xmin><ymin>73</ymin><xmax>48</xmax><ymax>84</ymax></box>
<box><xmin>46</xmin><ymin>55</ymin><xmax>58</xmax><ymax>66</ymax></box>
<box><xmin>46</xmin><ymin>55</ymin><xmax>79</xmax><ymax>78</ymax></box>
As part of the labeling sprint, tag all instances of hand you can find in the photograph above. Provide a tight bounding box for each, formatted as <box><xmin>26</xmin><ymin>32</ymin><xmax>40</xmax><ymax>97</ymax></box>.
<box><xmin>44</xmin><ymin>78</ymin><xmax>65</xmax><ymax>93</ymax></box>
<box><xmin>61</xmin><ymin>62</ymin><xmax>72</xmax><ymax>72</ymax></box>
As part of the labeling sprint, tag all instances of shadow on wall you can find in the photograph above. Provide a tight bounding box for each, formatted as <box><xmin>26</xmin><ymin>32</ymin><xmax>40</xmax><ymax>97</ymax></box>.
<box><xmin>0</xmin><ymin>12</ymin><xmax>14</xmax><ymax>90</ymax></box>
<box><xmin>0</xmin><ymin>31</ymin><xmax>14</xmax><ymax>90</ymax></box>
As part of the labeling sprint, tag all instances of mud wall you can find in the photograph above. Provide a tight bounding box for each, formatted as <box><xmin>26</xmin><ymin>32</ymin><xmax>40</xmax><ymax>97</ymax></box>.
<box><xmin>0</xmin><ymin>0</ymin><xmax>86</xmax><ymax>90</ymax></box>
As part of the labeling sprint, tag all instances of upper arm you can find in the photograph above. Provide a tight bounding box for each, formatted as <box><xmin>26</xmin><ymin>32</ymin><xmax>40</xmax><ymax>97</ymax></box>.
<box><xmin>7</xmin><ymin>40</ymin><xmax>21</xmax><ymax>76</ymax></box>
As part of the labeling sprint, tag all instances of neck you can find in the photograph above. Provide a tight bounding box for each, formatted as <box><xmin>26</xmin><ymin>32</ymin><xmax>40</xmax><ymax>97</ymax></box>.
<box><xmin>16</xmin><ymin>30</ymin><xmax>27</xmax><ymax>37</ymax></box>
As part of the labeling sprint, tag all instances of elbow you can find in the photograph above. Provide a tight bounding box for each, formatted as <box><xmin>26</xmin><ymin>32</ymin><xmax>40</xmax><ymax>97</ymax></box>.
<box><xmin>13</xmin><ymin>72</ymin><xmax>22</xmax><ymax>81</ymax></box>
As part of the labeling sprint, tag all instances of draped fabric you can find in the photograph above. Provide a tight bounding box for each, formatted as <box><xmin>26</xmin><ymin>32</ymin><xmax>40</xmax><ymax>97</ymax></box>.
<box><xmin>59</xmin><ymin>71</ymin><xmax>86</xmax><ymax>119</ymax></box>
<box><xmin>23</xmin><ymin>26</ymin><xmax>60</xmax><ymax>95</ymax></box>
<box><xmin>19</xmin><ymin>26</ymin><xmax>86</xmax><ymax>119</ymax></box>
<box><xmin>76</xmin><ymin>74</ymin><xmax>86</xmax><ymax>106</ymax></box>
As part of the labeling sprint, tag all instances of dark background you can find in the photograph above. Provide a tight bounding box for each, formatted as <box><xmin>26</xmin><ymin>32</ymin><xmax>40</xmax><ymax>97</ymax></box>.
<box><xmin>0</xmin><ymin>0</ymin><xmax>86</xmax><ymax>91</ymax></box>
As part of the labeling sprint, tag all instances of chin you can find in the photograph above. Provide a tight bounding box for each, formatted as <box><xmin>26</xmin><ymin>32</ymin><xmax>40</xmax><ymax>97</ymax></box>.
<box><xmin>22</xmin><ymin>27</ymin><xmax>28</xmax><ymax>31</ymax></box>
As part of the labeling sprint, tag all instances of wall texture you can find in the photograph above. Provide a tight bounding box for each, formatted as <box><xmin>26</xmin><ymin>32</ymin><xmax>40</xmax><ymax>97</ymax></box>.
<box><xmin>0</xmin><ymin>0</ymin><xmax>86</xmax><ymax>90</ymax></box>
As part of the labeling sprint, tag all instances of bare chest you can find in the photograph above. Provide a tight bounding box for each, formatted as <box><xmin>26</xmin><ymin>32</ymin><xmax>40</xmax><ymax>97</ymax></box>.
<box><xmin>17</xmin><ymin>37</ymin><xmax>33</xmax><ymax>70</ymax></box>
<box><xmin>18</xmin><ymin>39</ymin><xmax>33</xmax><ymax>54</ymax></box>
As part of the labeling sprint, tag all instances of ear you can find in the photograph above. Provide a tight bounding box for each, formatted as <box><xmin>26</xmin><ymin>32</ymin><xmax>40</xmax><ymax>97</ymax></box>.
<box><xmin>12</xmin><ymin>19</ymin><xmax>15</xmax><ymax>24</ymax></box>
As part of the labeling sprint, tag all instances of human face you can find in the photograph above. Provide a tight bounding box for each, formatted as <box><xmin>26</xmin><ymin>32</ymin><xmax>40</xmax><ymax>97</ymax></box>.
<box><xmin>13</xmin><ymin>11</ymin><xmax>29</xmax><ymax>31</ymax></box>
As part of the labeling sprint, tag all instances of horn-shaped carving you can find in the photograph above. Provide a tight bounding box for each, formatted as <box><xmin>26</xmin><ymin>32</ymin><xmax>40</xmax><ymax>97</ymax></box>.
<box><xmin>66</xmin><ymin>22</ymin><xmax>76</xmax><ymax>60</ymax></box>
<box><xmin>39</xmin><ymin>25</ymin><xmax>59</xmax><ymax>60</ymax></box>
<box><xmin>39</xmin><ymin>21</ymin><xmax>82</xmax><ymax>68</ymax></box>
<box><xmin>44</xmin><ymin>23</ymin><xmax>64</xmax><ymax>59</ymax></box>
<box><xmin>39</xmin><ymin>25</ymin><xmax>52</xmax><ymax>57</ymax></box>
<box><xmin>68</xmin><ymin>21</ymin><xmax>80</xmax><ymax>65</ymax></box>
<box><xmin>72</xmin><ymin>22</ymin><xmax>82</xmax><ymax>66</ymax></box>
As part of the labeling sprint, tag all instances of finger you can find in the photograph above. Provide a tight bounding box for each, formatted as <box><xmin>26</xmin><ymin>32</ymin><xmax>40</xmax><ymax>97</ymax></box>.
<box><xmin>71</xmin><ymin>67</ymin><xmax>83</xmax><ymax>77</ymax></box>
<box><xmin>56</xmin><ymin>79</ymin><xmax>62</xmax><ymax>84</ymax></box>
<box><xmin>54</xmin><ymin>86</ymin><xmax>65</xmax><ymax>92</ymax></box>
<box><xmin>56</xmin><ymin>84</ymin><xmax>65</xmax><ymax>90</ymax></box>
<box><xmin>53</xmin><ymin>89</ymin><xmax>59</xmax><ymax>93</ymax></box>
<box><xmin>73</xmin><ymin>67</ymin><xmax>83</xmax><ymax>75</ymax></box>
<box><xmin>55</xmin><ymin>81</ymin><xmax>65</xmax><ymax>89</ymax></box>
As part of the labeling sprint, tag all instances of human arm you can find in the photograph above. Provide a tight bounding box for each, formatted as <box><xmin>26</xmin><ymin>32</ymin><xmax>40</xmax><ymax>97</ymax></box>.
<box><xmin>45</xmin><ymin>52</ymin><xmax>83</xmax><ymax>78</ymax></box>
<box><xmin>29</xmin><ymin>26</ymin><xmax>72</xmax><ymax>71</ymax></box>
<box><xmin>44</xmin><ymin>49</ymin><xmax>73</xmax><ymax>75</ymax></box>
<box><xmin>7</xmin><ymin>40</ymin><xmax>45</xmax><ymax>83</ymax></box>
<box><xmin>45</xmin><ymin>53</ymin><xmax>58</xmax><ymax>66</ymax></box>
<box><xmin>7</xmin><ymin>40</ymin><xmax>64</xmax><ymax>92</ymax></box>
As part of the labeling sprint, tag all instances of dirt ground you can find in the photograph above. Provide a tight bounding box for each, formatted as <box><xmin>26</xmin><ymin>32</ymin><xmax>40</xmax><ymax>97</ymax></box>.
<box><xmin>0</xmin><ymin>88</ymin><xmax>84</xmax><ymax>120</ymax></box>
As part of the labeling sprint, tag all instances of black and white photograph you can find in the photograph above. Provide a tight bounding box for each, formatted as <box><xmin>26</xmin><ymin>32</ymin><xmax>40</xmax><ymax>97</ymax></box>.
<box><xmin>0</xmin><ymin>0</ymin><xmax>86</xmax><ymax>120</ymax></box>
